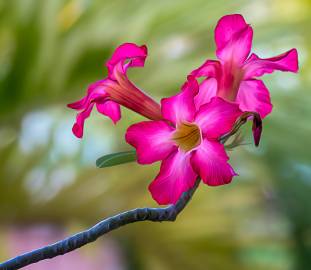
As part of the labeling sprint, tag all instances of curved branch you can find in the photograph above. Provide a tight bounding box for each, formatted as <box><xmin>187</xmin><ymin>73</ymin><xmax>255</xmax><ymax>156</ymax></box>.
<box><xmin>0</xmin><ymin>179</ymin><xmax>200</xmax><ymax>270</ymax></box>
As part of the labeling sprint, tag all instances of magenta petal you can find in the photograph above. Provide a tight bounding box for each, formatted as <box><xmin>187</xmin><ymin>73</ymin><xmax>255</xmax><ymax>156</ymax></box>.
<box><xmin>68</xmin><ymin>80</ymin><xmax>111</xmax><ymax>138</ymax></box>
<box><xmin>236</xmin><ymin>79</ymin><xmax>272</xmax><ymax>118</ymax></box>
<box><xmin>72</xmin><ymin>103</ymin><xmax>94</xmax><ymax>138</ymax></box>
<box><xmin>67</xmin><ymin>96</ymin><xmax>89</xmax><ymax>110</ymax></box>
<box><xmin>125</xmin><ymin>120</ymin><xmax>176</xmax><ymax>164</ymax></box>
<box><xmin>243</xmin><ymin>48</ymin><xmax>299</xmax><ymax>79</ymax></box>
<box><xmin>96</xmin><ymin>101</ymin><xmax>121</xmax><ymax>124</ymax></box>
<box><xmin>217</xmin><ymin>26</ymin><xmax>253</xmax><ymax>64</ymax></box>
<box><xmin>191</xmin><ymin>139</ymin><xmax>237</xmax><ymax>186</ymax></box>
<box><xmin>195</xmin><ymin>97</ymin><xmax>242</xmax><ymax>139</ymax></box>
<box><xmin>190</xmin><ymin>60</ymin><xmax>221</xmax><ymax>78</ymax></box>
<box><xmin>67</xmin><ymin>80</ymin><xmax>107</xmax><ymax>110</ymax></box>
<box><xmin>181</xmin><ymin>75</ymin><xmax>199</xmax><ymax>92</ymax></box>
<box><xmin>106</xmin><ymin>43</ymin><xmax>148</xmax><ymax>79</ymax></box>
<box><xmin>161</xmin><ymin>76</ymin><xmax>198</xmax><ymax>125</ymax></box>
<box><xmin>215</xmin><ymin>14</ymin><xmax>249</xmax><ymax>51</ymax></box>
<box><xmin>149</xmin><ymin>150</ymin><xmax>198</xmax><ymax>205</ymax></box>
<box><xmin>215</xmin><ymin>14</ymin><xmax>253</xmax><ymax>64</ymax></box>
<box><xmin>194</xmin><ymin>78</ymin><xmax>217</xmax><ymax>110</ymax></box>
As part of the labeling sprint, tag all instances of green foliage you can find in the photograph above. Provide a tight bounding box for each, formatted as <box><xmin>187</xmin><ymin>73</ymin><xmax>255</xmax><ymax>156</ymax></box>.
<box><xmin>96</xmin><ymin>151</ymin><xmax>136</xmax><ymax>168</ymax></box>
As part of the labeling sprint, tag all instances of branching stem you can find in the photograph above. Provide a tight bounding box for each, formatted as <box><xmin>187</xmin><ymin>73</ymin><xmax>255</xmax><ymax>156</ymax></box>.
<box><xmin>0</xmin><ymin>179</ymin><xmax>200</xmax><ymax>270</ymax></box>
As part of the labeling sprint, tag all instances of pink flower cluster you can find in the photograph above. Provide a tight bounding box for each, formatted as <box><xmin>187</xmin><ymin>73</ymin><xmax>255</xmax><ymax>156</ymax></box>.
<box><xmin>68</xmin><ymin>14</ymin><xmax>298</xmax><ymax>205</ymax></box>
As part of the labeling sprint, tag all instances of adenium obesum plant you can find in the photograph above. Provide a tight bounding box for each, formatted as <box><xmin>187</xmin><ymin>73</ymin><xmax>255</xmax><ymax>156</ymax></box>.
<box><xmin>0</xmin><ymin>13</ymin><xmax>299</xmax><ymax>270</ymax></box>
<box><xmin>68</xmin><ymin>14</ymin><xmax>298</xmax><ymax>205</ymax></box>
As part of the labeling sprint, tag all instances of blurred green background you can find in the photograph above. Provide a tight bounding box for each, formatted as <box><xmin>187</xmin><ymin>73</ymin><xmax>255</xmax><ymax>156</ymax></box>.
<box><xmin>0</xmin><ymin>0</ymin><xmax>310</xmax><ymax>269</ymax></box>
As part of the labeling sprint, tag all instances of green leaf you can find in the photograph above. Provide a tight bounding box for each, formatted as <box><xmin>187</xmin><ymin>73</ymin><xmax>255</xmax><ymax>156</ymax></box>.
<box><xmin>96</xmin><ymin>151</ymin><xmax>137</xmax><ymax>168</ymax></box>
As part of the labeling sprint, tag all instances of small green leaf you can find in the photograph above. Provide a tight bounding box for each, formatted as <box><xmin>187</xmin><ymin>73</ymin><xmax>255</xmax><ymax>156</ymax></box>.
<box><xmin>96</xmin><ymin>151</ymin><xmax>137</xmax><ymax>168</ymax></box>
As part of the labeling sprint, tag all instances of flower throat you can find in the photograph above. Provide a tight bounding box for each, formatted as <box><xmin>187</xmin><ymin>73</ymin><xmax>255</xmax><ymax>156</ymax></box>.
<box><xmin>172</xmin><ymin>122</ymin><xmax>201</xmax><ymax>152</ymax></box>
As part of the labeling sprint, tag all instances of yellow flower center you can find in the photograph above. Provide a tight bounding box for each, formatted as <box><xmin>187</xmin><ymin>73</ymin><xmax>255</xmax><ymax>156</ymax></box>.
<box><xmin>172</xmin><ymin>122</ymin><xmax>201</xmax><ymax>152</ymax></box>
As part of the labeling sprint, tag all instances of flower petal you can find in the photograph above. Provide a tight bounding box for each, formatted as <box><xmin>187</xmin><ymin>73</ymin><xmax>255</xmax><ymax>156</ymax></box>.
<box><xmin>67</xmin><ymin>96</ymin><xmax>88</xmax><ymax>110</ymax></box>
<box><xmin>67</xmin><ymin>80</ymin><xmax>107</xmax><ymax>110</ymax></box>
<box><xmin>191</xmin><ymin>139</ymin><xmax>237</xmax><ymax>186</ymax></box>
<box><xmin>68</xmin><ymin>80</ymin><xmax>113</xmax><ymax>138</ymax></box>
<box><xmin>161</xmin><ymin>76</ymin><xmax>198</xmax><ymax>125</ymax></box>
<box><xmin>215</xmin><ymin>14</ymin><xmax>253</xmax><ymax>64</ymax></box>
<box><xmin>72</xmin><ymin>103</ymin><xmax>94</xmax><ymax>138</ymax></box>
<box><xmin>236</xmin><ymin>79</ymin><xmax>272</xmax><ymax>118</ymax></box>
<box><xmin>106</xmin><ymin>43</ymin><xmax>148</xmax><ymax>79</ymax></box>
<box><xmin>194</xmin><ymin>78</ymin><xmax>217</xmax><ymax>110</ymax></box>
<box><xmin>195</xmin><ymin>97</ymin><xmax>242</xmax><ymax>139</ymax></box>
<box><xmin>243</xmin><ymin>48</ymin><xmax>299</xmax><ymax>79</ymax></box>
<box><xmin>215</xmin><ymin>14</ymin><xmax>249</xmax><ymax>51</ymax></box>
<box><xmin>125</xmin><ymin>120</ymin><xmax>176</xmax><ymax>164</ymax></box>
<box><xmin>149</xmin><ymin>149</ymin><xmax>198</xmax><ymax>205</ymax></box>
<box><xmin>96</xmin><ymin>101</ymin><xmax>121</xmax><ymax>124</ymax></box>
<box><xmin>190</xmin><ymin>60</ymin><xmax>221</xmax><ymax>78</ymax></box>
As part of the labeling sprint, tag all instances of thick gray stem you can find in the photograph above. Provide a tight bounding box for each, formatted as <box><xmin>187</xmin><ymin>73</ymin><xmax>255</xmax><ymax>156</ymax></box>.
<box><xmin>0</xmin><ymin>178</ymin><xmax>200</xmax><ymax>270</ymax></box>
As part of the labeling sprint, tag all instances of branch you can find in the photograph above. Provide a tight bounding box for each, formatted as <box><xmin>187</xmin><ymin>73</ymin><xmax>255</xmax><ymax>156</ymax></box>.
<box><xmin>0</xmin><ymin>178</ymin><xmax>200</xmax><ymax>270</ymax></box>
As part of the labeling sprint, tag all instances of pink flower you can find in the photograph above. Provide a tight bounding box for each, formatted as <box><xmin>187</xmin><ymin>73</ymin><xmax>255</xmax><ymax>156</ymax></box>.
<box><xmin>191</xmin><ymin>14</ymin><xmax>299</xmax><ymax>118</ymax></box>
<box><xmin>126</xmin><ymin>77</ymin><xmax>242</xmax><ymax>205</ymax></box>
<box><xmin>68</xmin><ymin>43</ymin><xmax>162</xmax><ymax>138</ymax></box>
